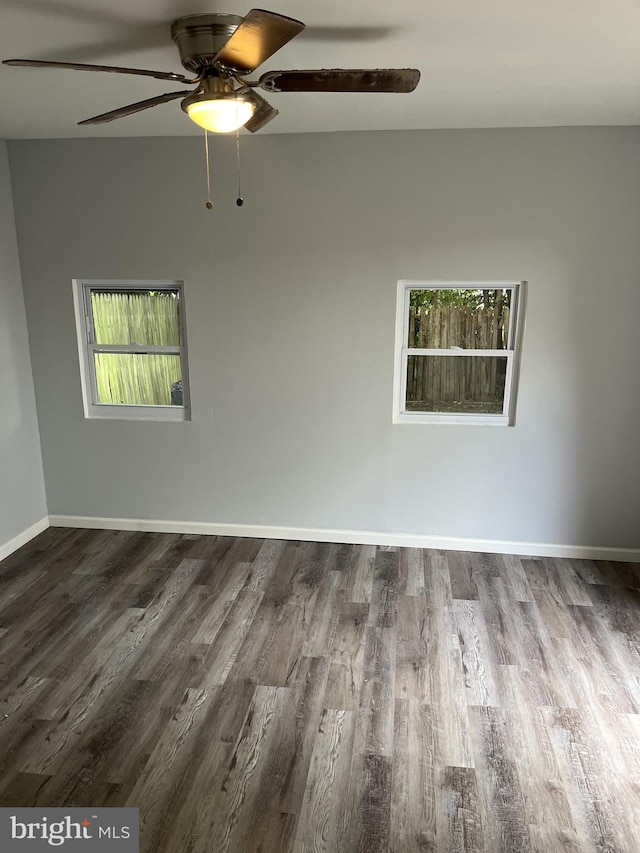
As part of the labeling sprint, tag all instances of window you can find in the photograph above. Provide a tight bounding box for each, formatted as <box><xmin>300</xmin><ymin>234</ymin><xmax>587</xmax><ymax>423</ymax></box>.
<box><xmin>73</xmin><ymin>280</ymin><xmax>190</xmax><ymax>421</ymax></box>
<box><xmin>393</xmin><ymin>281</ymin><xmax>526</xmax><ymax>426</ymax></box>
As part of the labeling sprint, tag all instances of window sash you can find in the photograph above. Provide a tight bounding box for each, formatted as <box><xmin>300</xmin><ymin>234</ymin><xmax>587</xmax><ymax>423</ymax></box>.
<box><xmin>83</xmin><ymin>285</ymin><xmax>182</xmax><ymax>345</ymax></box>
<box><xmin>399</xmin><ymin>350</ymin><xmax>514</xmax><ymax>418</ymax></box>
<box><xmin>405</xmin><ymin>287</ymin><xmax>517</xmax><ymax>352</ymax></box>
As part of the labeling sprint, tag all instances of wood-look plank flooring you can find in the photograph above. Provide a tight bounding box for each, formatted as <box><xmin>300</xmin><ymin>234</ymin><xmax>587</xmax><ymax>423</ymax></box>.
<box><xmin>1</xmin><ymin>527</ymin><xmax>639</xmax><ymax>852</ymax></box>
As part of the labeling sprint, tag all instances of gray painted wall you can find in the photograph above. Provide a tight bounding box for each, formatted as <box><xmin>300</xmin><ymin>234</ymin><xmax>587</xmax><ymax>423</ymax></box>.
<box><xmin>8</xmin><ymin>128</ymin><xmax>640</xmax><ymax>550</ymax></box>
<box><xmin>0</xmin><ymin>141</ymin><xmax>47</xmax><ymax>551</ymax></box>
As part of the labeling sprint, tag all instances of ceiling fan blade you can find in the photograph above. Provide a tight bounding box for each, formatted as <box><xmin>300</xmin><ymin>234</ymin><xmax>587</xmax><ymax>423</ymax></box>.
<box><xmin>244</xmin><ymin>92</ymin><xmax>278</xmax><ymax>133</ymax></box>
<box><xmin>214</xmin><ymin>8</ymin><xmax>304</xmax><ymax>74</ymax></box>
<box><xmin>77</xmin><ymin>90</ymin><xmax>191</xmax><ymax>125</ymax></box>
<box><xmin>2</xmin><ymin>58</ymin><xmax>192</xmax><ymax>84</ymax></box>
<box><xmin>259</xmin><ymin>68</ymin><xmax>421</xmax><ymax>94</ymax></box>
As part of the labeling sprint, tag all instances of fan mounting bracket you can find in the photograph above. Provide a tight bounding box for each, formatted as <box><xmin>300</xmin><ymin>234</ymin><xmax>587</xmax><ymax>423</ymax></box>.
<box><xmin>170</xmin><ymin>14</ymin><xmax>243</xmax><ymax>73</ymax></box>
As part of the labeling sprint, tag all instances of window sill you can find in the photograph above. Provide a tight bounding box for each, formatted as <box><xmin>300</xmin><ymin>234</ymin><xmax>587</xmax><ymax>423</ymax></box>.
<box><xmin>393</xmin><ymin>412</ymin><xmax>511</xmax><ymax>426</ymax></box>
<box><xmin>84</xmin><ymin>405</ymin><xmax>190</xmax><ymax>422</ymax></box>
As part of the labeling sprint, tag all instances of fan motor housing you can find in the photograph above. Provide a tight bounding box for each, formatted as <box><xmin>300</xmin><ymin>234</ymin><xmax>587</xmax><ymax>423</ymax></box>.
<box><xmin>171</xmin><ymin>14</ymin><xmax>243</xmax><ymax>71</ymax></box>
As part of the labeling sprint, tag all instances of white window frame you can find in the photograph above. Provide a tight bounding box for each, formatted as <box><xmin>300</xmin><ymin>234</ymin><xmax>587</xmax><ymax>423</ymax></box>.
<box><xmin>72</xmin><ymin>279</ymin><xmax>191</xmax><ymax>421</ymax></box>
<box><xmin>393</xmin><ymin>280</ymin><xmax>526</xmax><ymax>426</ymax></box>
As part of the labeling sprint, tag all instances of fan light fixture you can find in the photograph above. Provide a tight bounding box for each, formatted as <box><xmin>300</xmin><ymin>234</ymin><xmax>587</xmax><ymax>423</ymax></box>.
<box><xmin>181</xmin><ymin>76</ymin><xmax>256</xmax><ymax>133</ymax></box>
<box><xmin>184</xmin><ymin>93</ymin><xmax>256</xmax><ymax>133</ymax></box>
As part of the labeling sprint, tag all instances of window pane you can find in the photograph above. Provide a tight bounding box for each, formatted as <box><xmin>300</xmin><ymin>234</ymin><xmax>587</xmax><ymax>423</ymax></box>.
<box><xmin>407</xmin><ymin>288</ymin><xmax>511</xmax><ymax>349</ymax></box>
<box><xmin>94</xmin><ymin>353</ymin><xmax>182</xmax><ymax>406</ymax></box>
<box><xmin>91</xmin><ymin>290</ymin><xmax>181</xmax><ymax>346</ymax></box>
<box><xmin>406</xmin><ymin>355</ymin><xmax>507</xmax><ymax>414</ymax></box>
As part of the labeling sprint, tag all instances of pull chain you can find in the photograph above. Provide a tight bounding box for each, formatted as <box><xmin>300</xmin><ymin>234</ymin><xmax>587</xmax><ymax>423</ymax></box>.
<box><xmin>235</xmin><ymin>126</ymin><xmax>244</xmax><ymax>207</ymax></box>
<box><xmin>204</xmin><ymin>129</ymin><xmax>213</xmax><ymax>209</ymax></box>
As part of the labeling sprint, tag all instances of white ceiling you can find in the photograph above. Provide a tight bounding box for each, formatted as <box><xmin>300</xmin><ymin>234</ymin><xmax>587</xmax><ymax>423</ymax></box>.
<box><xmin>1</xmin><ymin>0</ymin><xmax>640</xmax><ymax>138</ymax></box>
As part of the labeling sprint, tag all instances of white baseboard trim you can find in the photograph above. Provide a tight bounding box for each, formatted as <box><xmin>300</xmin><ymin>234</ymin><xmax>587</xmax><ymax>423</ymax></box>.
<box><xmin>47</xmin><ymin>515</ymin><xmax>640</xmax><ymax>563</ymax></box>
<box><xmin>0</xmin><ymin>516</ymin><xmax>50</xmax><ymax>562</ymax></box>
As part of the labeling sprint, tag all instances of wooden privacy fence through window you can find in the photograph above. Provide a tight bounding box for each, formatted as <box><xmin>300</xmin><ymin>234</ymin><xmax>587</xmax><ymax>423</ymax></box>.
<box><xmin>406</xmin><ymin>304</ymin><xmax>510</xmax><ymax>409</ymax></box>
<box><xmin>92</xmin><ymin>291</ymin><xmax>182</xmax><ymax>406</ymax></box>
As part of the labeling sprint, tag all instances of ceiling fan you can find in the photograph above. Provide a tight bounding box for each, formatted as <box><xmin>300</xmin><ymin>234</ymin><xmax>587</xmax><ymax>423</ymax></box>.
<box><xmin>2</xmin><ymin>8</ymin><xmax>421</xmax><ymax>134</ymax></box>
